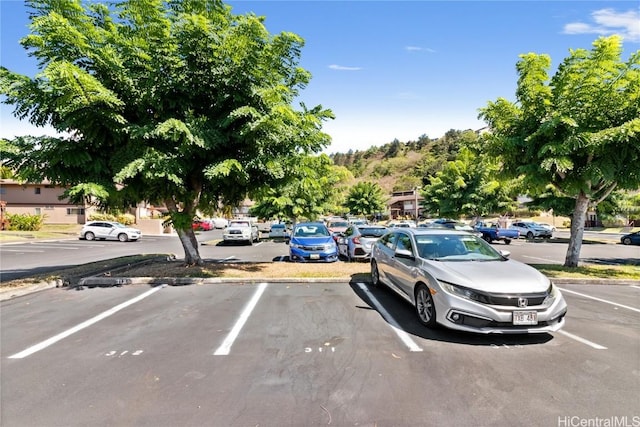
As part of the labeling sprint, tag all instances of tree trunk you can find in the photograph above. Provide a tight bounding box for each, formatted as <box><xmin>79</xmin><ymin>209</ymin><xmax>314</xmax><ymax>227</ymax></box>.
<box><xmin>163</xmin><ymin>198</ymin><xmax>203</xmax><ymax>266</ymax></box>
<box><xmin>177</xmin><ymin>227</ymin><xmax>203</xmax><ymax>265</ymax></box>
<box><xmin>564</xmin><ymin>191</ymin><xmax>590</xmax><ymax>267</ymax></box>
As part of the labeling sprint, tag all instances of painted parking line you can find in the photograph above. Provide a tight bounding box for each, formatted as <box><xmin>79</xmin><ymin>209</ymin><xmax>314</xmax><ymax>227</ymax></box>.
<box><xmin>8</xmin><ymin>285</ymin><xmax>167</xmax><ymax>359</ymax></box>
<box><xmin>214</xmin><ymin>282</ymin><xmax>269</xmax><ymax>356</ymax></box>
<box><xmin>355</xmin><ymin>282</ymin><xmax>423</xmax><ymax>352</ymax></box>
<box><xmin>559</xmin><ymin>287</ymin><xmax>640</xmax><ymax>313</ymax></box>
<box><xmin>556</xmin><ymin>330</ymin><xmax>607</xmax><ymax>350</ymax></box>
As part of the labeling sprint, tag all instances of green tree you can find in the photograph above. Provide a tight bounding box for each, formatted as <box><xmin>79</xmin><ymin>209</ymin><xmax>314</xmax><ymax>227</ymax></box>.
<box><xmin>343</xmin><ymin>181</ymin><xmax>386</xmax><ymax>217</ymax></box>
<box><xmin>250</xmin><ymin>155</ymin><xmax>350</xmax><ymax>222</ymax></box>
<box><xmin>0</xmin><ymin>0</ymin><xmax>333</xmax><ymax>264</ymax></box>
<box><xmin>420</xmin><ymin>147</ymin><xmax>517</xmax><ymax>218</ymax></box>
<box><xmin>479</xmin><ymin>36</ymin><xmax>640</xmax><ymax>267</ymax></box>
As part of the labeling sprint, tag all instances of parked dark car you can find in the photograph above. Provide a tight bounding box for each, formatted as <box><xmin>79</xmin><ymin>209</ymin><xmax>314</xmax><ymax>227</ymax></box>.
<box><xmin>620</xmin><ymin>231</ymin><xmax>640</xmax><ymax>245</ymax></box>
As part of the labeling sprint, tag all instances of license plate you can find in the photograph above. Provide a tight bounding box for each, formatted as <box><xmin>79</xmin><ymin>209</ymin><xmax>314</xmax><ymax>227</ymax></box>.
<box><xmin>310</xmin><ymin>254</ymin><xmax>320</xmax><ymax>260</ymax></box>
<box><xmin>513</xmin><ymin>310</ymin><xmax>538</xmax><ymax>325</ymax></box>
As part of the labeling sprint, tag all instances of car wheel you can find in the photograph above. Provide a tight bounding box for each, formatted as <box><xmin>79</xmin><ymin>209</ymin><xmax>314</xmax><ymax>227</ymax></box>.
<box><xmin>526</xmin><ymin>231</ymin><xmax>534</xmax><ymax>239</ymax></box>
<box><xmin>118</xmin><ymin>233</ymin><xmax>128</xmax><ymax>242</ymax></box>
<box><xmin>622</xmin><ymin>237</ymin><xmax>631</xmax><ymax>245</ymax></box>
<box><xmin>504</xmin><ymin>239</ymin><xmax>511</xmax><ymax>245</ymax></box>
<box><xmin>370</xmin><ymin>260</ymin><xmax>381</xmax><ymax>287</ymax></box>
<box><xmin>414</xmin><ymin>283</ymin><xmax>437</xmax><ymax>327</ymax></box>
<box><xmin>84</xmin><ymin>231</ymin><xmax>95</xmax><ymax>241</ymax></box>
<box><xmin>482</xmin><ymin>234</ymin><xmax>492</xmax><ymax>243</ymax></box>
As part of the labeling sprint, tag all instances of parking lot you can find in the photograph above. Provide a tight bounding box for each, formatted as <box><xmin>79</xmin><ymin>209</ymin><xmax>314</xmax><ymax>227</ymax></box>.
<box><xmin>1</xmin><ymin>278</ymin><xmax>638</xmax><ymax>426</ymax></box>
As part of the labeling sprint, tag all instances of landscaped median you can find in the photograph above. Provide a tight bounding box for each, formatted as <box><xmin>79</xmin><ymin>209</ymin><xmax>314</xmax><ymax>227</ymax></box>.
<box><xmin>1</xmin><ymin>254</ymin><xmax>638</xmax><ymax>302</ymax></box>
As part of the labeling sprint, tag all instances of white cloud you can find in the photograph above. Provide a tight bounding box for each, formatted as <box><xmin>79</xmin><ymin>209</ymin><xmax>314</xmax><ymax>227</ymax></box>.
<box><xmin>404</xmin><ymin>46</ymin><xmax>436</xmax><ymax>53</ymax></box>
<box><xmin>328</xmin><ymin>64</ymin><xmax>362</xmax><ymax>71</ymax></box>
<box><xmin>563</xmin><ymin>8</ymin><xmax>640</xmax><ymax>42</ymax></box>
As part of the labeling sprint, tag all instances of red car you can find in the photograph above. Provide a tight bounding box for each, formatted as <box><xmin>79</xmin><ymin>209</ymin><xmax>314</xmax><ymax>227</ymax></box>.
<box><xmin>192</xmin><ymin>219</ymin><xmax>213</xmax><ymax>231</ymax></box>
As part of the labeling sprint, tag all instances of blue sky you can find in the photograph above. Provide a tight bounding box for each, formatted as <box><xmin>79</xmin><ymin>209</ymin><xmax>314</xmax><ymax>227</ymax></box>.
<box><xmin>1</xmin><ymin>1</ymin><xmax>639</xmax><ymax>154</ymax></box>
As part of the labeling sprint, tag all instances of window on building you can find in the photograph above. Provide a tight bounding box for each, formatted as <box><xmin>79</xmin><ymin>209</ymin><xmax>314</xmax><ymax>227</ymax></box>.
<box><xmin>66</xmin><ymin>208</ymin><xmax>85</xmax><ymax>215</ymax></box>
<box><xmin>35</xmin><ymin>207</ymin><xmax>41</xmax><ymax>215</ymax></box>
<box><xmin>34</xmin><ymin>187</ymin><xmax>41</xmax><ymax>194</ymax></box>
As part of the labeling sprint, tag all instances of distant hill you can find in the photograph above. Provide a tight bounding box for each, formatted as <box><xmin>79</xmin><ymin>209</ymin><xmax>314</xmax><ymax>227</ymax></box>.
<box><xmin>328</xmin><ymin>129</ymin><xmax>478</xmax><ymax>194</ymax></box>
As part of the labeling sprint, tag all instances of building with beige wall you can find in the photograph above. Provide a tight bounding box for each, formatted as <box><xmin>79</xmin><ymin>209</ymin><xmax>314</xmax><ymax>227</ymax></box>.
<box><xmin>0</xmin><ymin>179</ymin><xmax>90</xmax><ymax>224</ymax></box>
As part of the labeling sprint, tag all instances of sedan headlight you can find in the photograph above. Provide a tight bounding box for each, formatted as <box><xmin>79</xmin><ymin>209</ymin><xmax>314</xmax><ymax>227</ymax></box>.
<box><xmin>323</xmin><ymin>243</ymin><xmax>336</xmax><ymax>251</ymax></box>
<box><xmin>440</xmin><ymin>281</ymin><xmax>491</xmax><ymax>304</ymax></box>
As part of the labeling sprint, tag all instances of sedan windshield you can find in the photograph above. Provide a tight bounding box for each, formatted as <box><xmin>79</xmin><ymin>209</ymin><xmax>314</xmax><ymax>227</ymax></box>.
<box><xmin>294</xmin><ymin>225</ymin><xmax>330</xmax><ymax>237</ymax></box>
<box><xmin>360</xmin><ymin>227</ymin><xmax>388</xmax><ymax>238</ymax></box>
<box><xmin>415</xmin><ymin>234</ymin><xmax>503</xmax><ymax>261</ymax></box>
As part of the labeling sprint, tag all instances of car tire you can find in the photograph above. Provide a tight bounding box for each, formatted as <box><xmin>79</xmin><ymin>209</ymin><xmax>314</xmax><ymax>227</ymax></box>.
<box><xmin>118</xmin><ymin>233</ymin><xmax>128</xmax><ymax>242</ymax></box>
<box><xmin>482</xmin><ymin>234</ymin><xmax>492</xmax><ymax>243</ymax></box>
<box><xmin>526</xmin><ymin>231</ymin><xmax>534</xmax><ymax>239</ymax></box>
<box><xmin>414</xmin><ymin>283</ymin><xmax>437</xmax><ymax>327</ymax></box>
<box><xmin>371</xmin><ymin>260</ymin><xmax>381</xmax><ymax>287</ymax></box>
<box><xmin>622</xmin><ymin>237</ymin><xmax>631</xmax><ymax>245</ymax></box>
<box><xmin>504</xmin><ymin>239</ymin><xmax>511</xmax><ymax>245</ymax></box>
<box><xmin>84</xmin><ymin>232</ymin><xmax>95</xmax><ymax>241</ymax></box>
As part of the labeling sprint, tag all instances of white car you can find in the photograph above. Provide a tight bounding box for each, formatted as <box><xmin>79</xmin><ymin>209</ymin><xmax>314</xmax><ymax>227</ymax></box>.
<box><xmin>209</xmin><ymin>217</ymin><xmax>228</xmax><ymax>229</ymax></box>
<box><xmin>268</xmin><ymin>223</ymin><xmax>289</xmax><ymax>239</ymax></box>
<box><xmin>509</xmin><ymin>221</ymin><xmax>553</xmax><ymax>239</ymax></box>
<box><xmin>79</xmin><ymin>221</ymin><xmax>142</xmax><ymax>242</ymax></box>
<box><xmin>223</xmin><ymin>220</ymin><xmax>260</xmax><ymax>245</ymax></box>
<box><xmin>370</xmin><ymin>228</ymin><xmax>567</xmax><ymax>334</ymax></box>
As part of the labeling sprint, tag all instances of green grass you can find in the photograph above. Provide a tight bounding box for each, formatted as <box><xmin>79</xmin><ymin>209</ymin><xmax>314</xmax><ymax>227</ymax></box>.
<box><xmin>532</xmin><ymin>264</ymin><xmax>640</xmax><ymax>280</ymax></box>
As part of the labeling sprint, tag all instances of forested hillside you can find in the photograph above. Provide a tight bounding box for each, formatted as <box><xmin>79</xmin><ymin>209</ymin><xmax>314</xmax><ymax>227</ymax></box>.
<box><xmin>328</xmin><ymin>129</ymin><xmax>479</xmax><ymax>194</ymax></box>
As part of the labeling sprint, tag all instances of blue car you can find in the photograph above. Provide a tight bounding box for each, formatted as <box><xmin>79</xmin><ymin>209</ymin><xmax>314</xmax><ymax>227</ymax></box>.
<box><xmin>288</xmin><ymin>222</ymin><xmax>339</xmax><ymax>262</ymax></box>
<box><xmin>621</xmin><ymin>231</ymin><xmax>640</xmax><ymax>246</ymax></box>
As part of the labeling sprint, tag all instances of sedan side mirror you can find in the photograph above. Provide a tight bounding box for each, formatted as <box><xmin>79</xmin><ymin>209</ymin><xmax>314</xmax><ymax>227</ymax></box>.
<box><xmin>395</xmin><ymin>248</ymin><xmax>415</xmax><ymax>260</ymax></box>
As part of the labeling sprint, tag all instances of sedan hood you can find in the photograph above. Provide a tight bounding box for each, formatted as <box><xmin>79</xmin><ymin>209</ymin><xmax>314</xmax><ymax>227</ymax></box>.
<box><xmin>423</xmin><ymin>259</ymin><xmax>550</xmax><ymax>293</ymax></box>
<box><xmin>291</xmin><ymin>236</ymin><xmax>334</xmax><ymax>246</ymax></box>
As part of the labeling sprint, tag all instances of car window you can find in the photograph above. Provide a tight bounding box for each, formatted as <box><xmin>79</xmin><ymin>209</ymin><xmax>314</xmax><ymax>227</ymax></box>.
<box><xmin>294</xmin><ymin>225</ymin><xmax>330</xmax><ymax>237</ymax></box>
<box><xmin>395</xmin><ymin>233</ymin><xmax>414</xmax><ymax>255</ymax></box>
<box><xmin>361</xmin><ymin>227</ymin><xmax>387</xmax><ymax>238</ymax></box>
<box><xmin>344</xmin><ymin>227</ymin><xmax>354</xmax><ymax>237</ymax></box>
<box><xmin>379</xmin><ymin>232</ymin><xmax>397</xmax><ymax>249</ymax></box>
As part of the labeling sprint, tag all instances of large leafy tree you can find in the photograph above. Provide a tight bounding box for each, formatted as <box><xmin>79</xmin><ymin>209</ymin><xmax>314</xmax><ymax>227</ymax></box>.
<box><xmin>420</xmin><ymin>147</ymin><xmax>518</xmax><ymax>218</ymax></box>
<box><xmin>479</xmin><ymin>36</ymin><xmax>640</xmax><ymax>267</ymax></box>
<box><xmin>343</xmin><ymin>181</ymin><xmax>386</xmax><ymax>218</ymax></box>
<box><xmin>249</xmin><ymin>155</ymin><xmax>350</xmax><ymax>222</ymax></box>
<box><xmin>0</xmin><ymin>0</ymin><xmax>333</xmax><ymax>264</ymax></box>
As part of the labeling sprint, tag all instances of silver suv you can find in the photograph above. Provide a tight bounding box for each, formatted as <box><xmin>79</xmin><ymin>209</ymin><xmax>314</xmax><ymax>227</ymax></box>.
<box><xmin>223</xmin><ymin>220</ymin><xmax>260</xmax><ymax>245</ymax></box>
<box><xmin>79</xmin><ymin>221</ymin><xmax>142</xmax><ymax>242</ymax></box>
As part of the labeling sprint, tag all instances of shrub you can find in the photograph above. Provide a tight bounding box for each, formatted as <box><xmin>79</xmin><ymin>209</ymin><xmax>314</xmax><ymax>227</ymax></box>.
<box><xmin>5</xmin><ymin>213</ymin><xmax>45</xmax><ymax>231</ymax></box>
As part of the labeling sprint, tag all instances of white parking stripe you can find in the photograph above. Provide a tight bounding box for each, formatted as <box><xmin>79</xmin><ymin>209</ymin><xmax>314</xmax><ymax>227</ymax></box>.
<box><xmin>0</xmin><ymin>249</ymin><xmax>45</xmax><ymax>253</ymax></box>
<box><xmin>559</xmin><ymin>287</ymin><xmax>640</xmax><ymax>313</ymax></box>
<box><xmin>356</xmin><ymin>282</ymin><xmax>423</xmax><ymax>352</ymax></box>
<box><xmin>8</xmin><ymin>285</ymin><xmax>166</xmax><ymax>359</ymax></box>
<box><xmin>214</xmin><ymin>282</ymin><xmax>268</xmax><ymax>356</ymax></box>
<box><xmin>631</xmin><ymin>285</ymin><xmax>640</xmax><ymax>290</ymax></box>
<box><xmin>556</xmin><ymin>330</ymin><xmax>607</xmax><ymax>350</ymax></box>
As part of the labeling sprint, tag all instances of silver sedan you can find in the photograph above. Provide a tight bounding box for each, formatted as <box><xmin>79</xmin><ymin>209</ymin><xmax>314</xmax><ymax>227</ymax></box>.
<box><xmin>370</xmin><ymin>228</ymin><xmax>567</xmax><ymax>334</ymax></box>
